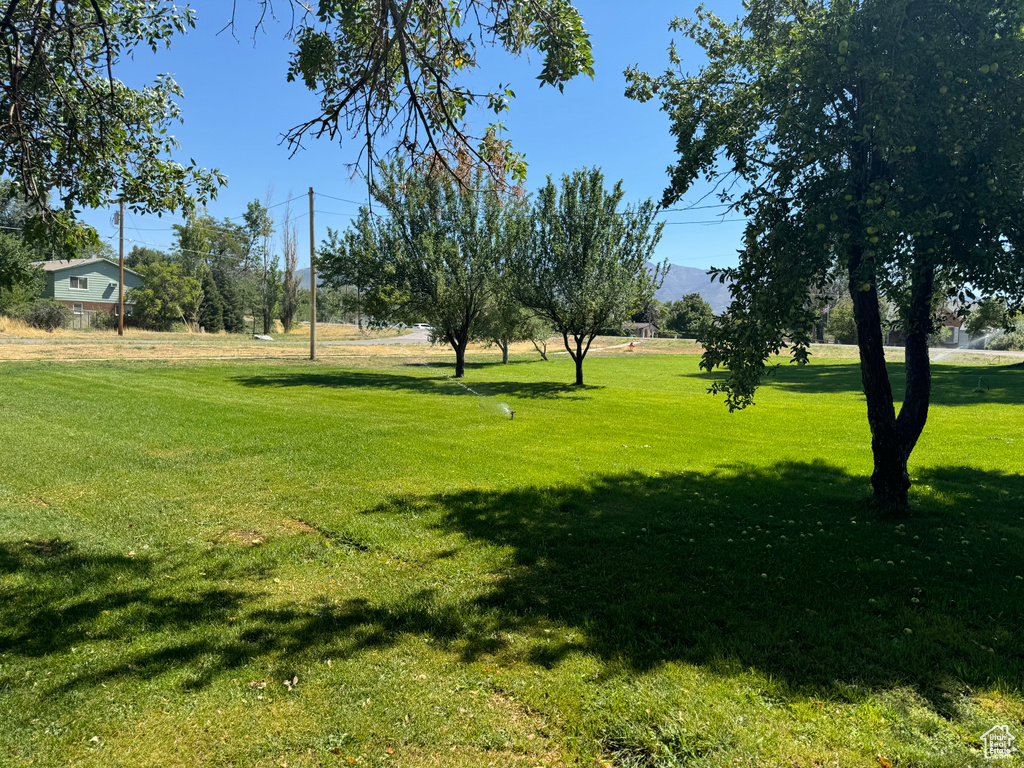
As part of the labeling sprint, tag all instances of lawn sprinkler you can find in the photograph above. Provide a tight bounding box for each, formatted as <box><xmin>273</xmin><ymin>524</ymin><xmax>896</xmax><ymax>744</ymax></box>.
<box><xmin>509</xmin><ymin>409</ymin><xmax>516</xmax><ymax>421</ymax></box>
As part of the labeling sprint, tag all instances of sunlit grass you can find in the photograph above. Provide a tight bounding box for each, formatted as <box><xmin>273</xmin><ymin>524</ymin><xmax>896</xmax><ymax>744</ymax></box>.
<box><xmin>0</xmin><ymin>353</ymin><xmax>1021</xmax><ymax>767</ymax></box>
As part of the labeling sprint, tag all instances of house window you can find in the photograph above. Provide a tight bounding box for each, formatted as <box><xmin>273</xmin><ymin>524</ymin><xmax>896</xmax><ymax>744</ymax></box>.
<box><xmin>69</xmin><ymin>276</ymin><xmax>88</xmax><ymax>290</ymax></box>
<box><xmin>73</xmin><ymin>303</ymin><xmax>84</xmax><ymax>314</ymax></box>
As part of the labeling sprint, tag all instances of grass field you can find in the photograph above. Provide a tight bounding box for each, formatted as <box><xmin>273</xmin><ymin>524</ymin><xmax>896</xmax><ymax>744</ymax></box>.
<box><xmin>1</xmin><ymin>350</ymin><xmax>1022</xmax><ymax>767</ymax></box>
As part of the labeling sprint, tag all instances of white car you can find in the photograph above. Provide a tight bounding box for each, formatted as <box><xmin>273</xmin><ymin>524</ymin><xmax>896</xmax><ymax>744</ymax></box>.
<box><xmin>412</xmin><ymin>323</ymin><xmax>432</xmax><ymax>330</ymax></box>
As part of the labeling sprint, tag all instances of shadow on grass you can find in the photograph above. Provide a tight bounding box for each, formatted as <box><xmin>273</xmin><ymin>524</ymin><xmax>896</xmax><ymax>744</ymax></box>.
<box><xmin>689</xmin><ymin>361</ymin><xmax>1024</xmax><ymax>406</ymax></box>
<box><xmin>2</xmin><ymin>463</ymin><xmax>1022</xmax><ymax>713</ymax></box>
<box><xmin>363</xmin><ymin>462</ymin><xmax>1024</xmax><ymax>706</ymax></box>
<box><xmin>231</xmin><ymin>369</ymin><xmax>600</xmax><ymax>400</ymax></box>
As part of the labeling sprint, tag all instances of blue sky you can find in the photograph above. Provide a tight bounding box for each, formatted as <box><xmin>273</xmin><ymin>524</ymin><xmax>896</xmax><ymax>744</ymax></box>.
<box><xmin>81</xmin><ymin>1</ymin><xmax>750</xmax><ymax>271</ymax></box>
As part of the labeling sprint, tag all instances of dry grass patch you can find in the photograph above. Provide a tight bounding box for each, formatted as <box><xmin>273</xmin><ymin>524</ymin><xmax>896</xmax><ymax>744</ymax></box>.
<box><xmin>215</xmin><ymin>529</ymin><xmax>267</xmax><ymax>547</ymax></box>
<box><xmin>277</xmin><ymin>518</ymin><xmax>317</xmax><ymax>535</ymax></box>
<box><xmin>388</xmin><ymin>745</ymin><xmax>569</xmax><ymax>768</ymax></box>
<box><xmin>0</xmin><ymin>315</ymin><xmax>67</xmax><ymax>338</ymax></box>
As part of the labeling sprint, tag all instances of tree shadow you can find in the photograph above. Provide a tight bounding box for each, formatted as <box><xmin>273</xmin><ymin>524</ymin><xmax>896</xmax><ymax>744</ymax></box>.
<box><xmin>0</xmin><ymin>542</ymin><xmax>270</xmax><ymax>657</ymax></box>
<box><xmin>231</xmin><ymin>369</ymin><xmax>600</xmax><ymax>400</ymax></box>
<box><xmin>359</xmin><ymin>462</ymin><xmax>1024</xmax><ymax>712</ymax></box>
<box><xmin>4</xmin><ymin>463</ymin><xmax>1022</xmax><ymax>717</ymax></box>
<box><xmin>688</xmin><ymin>361</ymin><xmax>1024</xmax><ymax>406</ymax></box>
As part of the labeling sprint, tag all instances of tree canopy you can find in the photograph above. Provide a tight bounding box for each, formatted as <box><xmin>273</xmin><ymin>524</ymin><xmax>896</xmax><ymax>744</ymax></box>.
<box><xmin>664</xmin><ymin>294</ymin><xmax>713</xmax><ymax>337</ymax></box>
<box><xmin>283</xmin><ymin>0</ymin><xmax>594</xmax><ymax>185</ymax></box>
<box><xmin>627</xmin><ymin>0</ymin><xmax>1024</xmax><ymax>509</ymax></box>
<box><xmin>0</xmin><ymin>1</ymin><xmax>224</xmax><ymax>250</ymax></box>
<box><xmin>360</xmin><ymin>161</ymin><xmax>529</xmax><ymax>378</ymax></box>
<box><xmin>319</xmin><ymin>210</ymin><xmax>382</xmax><ymax>331</ymax></box>
<box><xmin>127</xmin><ymin>261</ymin><xmax>201</xmax><ymax>331</ymax></box>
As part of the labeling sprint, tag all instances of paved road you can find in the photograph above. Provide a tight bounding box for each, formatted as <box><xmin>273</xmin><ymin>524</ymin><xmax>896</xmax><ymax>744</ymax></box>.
<box><xmin>323</xmin><ymin>328</ymin><xmax>430</xmax><ymax>346</ymax></box>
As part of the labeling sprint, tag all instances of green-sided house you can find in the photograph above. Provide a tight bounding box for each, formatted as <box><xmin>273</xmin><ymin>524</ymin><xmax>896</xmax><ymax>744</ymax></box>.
<box><xmin>32</xmin><ymin>258</ymin><xmax>144</xmax><ymax>320</ymax></box>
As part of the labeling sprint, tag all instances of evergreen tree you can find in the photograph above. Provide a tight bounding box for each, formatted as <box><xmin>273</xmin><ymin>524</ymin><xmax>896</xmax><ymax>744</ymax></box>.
<box><xmin>213</xmin><ymin>267</ymin><xmax>246</xmax><ymax>334</ymax></box>
<box><xmin>199</xmin><ymin>270</ymin><xmax>225</xmax><ymax>333</ymax></box>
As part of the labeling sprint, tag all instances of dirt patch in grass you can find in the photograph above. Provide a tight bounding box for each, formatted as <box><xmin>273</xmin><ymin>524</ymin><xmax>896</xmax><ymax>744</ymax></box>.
<box><xmin>278</xmin><ymin>518</ymin><xmax>317</xmax><ymax>535</ymax></box>
<box><xmin>389</xmin><ymin>744</ymin><xmax>567</xmax><ymax>768</ymax></box>
<box><xmin>216</xmin><ymin>529</ymin><xmax>267</xmax><ymax>547</ymax></box>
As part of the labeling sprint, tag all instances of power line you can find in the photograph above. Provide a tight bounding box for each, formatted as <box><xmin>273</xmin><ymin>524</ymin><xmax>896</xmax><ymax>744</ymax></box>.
<box><xmin>266</xmin><ymin>193</ymin><xmax>307</xmax><ymax>211</ymax></box>
<box><xmin>315</xmin><ymin>192</ymin><xmax>369</xmax><ymax>207</ymax></box>
<box><xmin>314</xmin><ymin>208</ymin><xmax>361</xmax><ymax>217</ymax></box>
<box><xmin>659</xmin><ymin>203</ymin><xmax>734</xmax><ymax>213</ymax></box>
<box><xmin>662</xmin><ymin>219</ymin><xmax>748</xmax><ymax>226</ymax></box>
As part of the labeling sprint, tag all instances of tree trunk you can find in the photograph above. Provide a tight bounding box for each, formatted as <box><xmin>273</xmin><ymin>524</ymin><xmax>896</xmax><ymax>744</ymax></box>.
<box><xmin>562</xmin><ymin>333</ymin><xmax>581</xmax><ymax>384</ymax></box>
<box><xmin>500</xmin><ymin>340</ymin><xmax>509</xmax><ymax>364</ymax></box>
<box><xmin>849</xmin><ymin>247</ymin><xmax>907</xmax><ymax>510</ymax></box>
<box><xmin>450</xmin><ymin>340</ymin><xmax>465</xmax><ymax>378</ymax></box>
<box><xmin>561</xmin><ymin>333</ymin><xmax>596</xmax><ymax>386</ymax></box>
<box><xmin>531</xmin><ymin>338</ymin><xmax>548</xmax><ymax>361</ymax></box>
<box><xmin>893</xmin><ymin>261</ymin><xmax>936</xmax><ymax>488</ymax></box>
<box><xmin>450</xmin><ymin>330</ymin><xmax>469</xmax><ymax>378</ymax></box>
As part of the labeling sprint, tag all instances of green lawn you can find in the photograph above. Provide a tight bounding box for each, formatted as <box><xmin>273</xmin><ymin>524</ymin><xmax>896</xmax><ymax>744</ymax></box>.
<box><xmin>1</xmin><ymin>353</ymin><xmax>1022</xmax><ymax>767</ymax></box>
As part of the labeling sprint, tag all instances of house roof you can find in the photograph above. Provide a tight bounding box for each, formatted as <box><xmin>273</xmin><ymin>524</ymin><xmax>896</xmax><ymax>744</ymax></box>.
<box><xmin>30</xmin><ymin>258</ymin><xmax>142</xmax><ymax>277</ymax></box>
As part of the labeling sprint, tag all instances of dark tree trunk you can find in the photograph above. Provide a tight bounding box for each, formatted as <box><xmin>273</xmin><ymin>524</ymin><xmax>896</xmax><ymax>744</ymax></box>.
<box><xmin>562</xmin><ymin>333</ymin><xmax>585</xmax><ymax>385</ymax></box>
<box><xmin>453</xmin><ymin>341</ymin><xmax>467</xmax><ymax>378</ymax></box>
<box><xmin>849</xmin><ymin>246</ymin><xmax>906</xmax><ymax>509</ymax></box>
<box><xmin>449</xmin><ymin>327</ymin><xmax>471</xmax><ymax>379</ymax></box>
<box><xmin>499</xmin><ymin>340</ymin><xmax>509</xmax><ymax>364</ymax></box>
<box><xmin>562</xmin><ymin>333</ymin><xmax>594</xmax><ymax>386</ymax></box>
<box><xmin>849</xmin><ymin>245</ymin><xmax>936</xmax><ymax>512</ymax></box>
<box><xmin>894</xmin><ymin>261</ymin><xmax>936</xmax><ymax>485</ymax></box>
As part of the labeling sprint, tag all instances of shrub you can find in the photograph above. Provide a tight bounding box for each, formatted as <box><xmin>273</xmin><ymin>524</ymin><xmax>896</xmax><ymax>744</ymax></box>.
<box><xmin>987</xmin><ymin>320</ymin><xmax>1024</xmax><ymax>351</ymax></box>
<box><xmin>24</xmin><ymin>299</ymin><xmax>71</xmax><ymax>331</ymax></box>
<box><xmin>826</xmin><ymin>299</ymin><xmax>858</xmax><ymax>344</ymax></box>
<box><xmin>92</xmin><ymin>309</ymin><xmax>120</xmax><ymax>330</ymax></box>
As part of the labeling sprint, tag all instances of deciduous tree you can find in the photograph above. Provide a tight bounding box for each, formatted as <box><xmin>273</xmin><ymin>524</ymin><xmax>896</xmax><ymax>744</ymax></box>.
<box><xmin>627</xmin><ymin>0</ymin><xmax>1024</xmax><ymax>510</ymax></box>
<box><xmin>319</xmin><ymin>210</ymin><xmax>381</xmax><ymax>330</ymax></box>
<box><xmin>0</xmin><ymin>1</ymin><xmax>223</xmax><ymax>249</ymax></box>
<box><xmin>282</xmin><ymin>0</ymin><xmax>593</xmax><ymax>185</ymax></box>
<box><xmin>279</xmin><ymin>203</ymin><xmax>299</xmax><ymax>332</ymax></box>
<box><xmin>128</xmin><ymin>262</ymin><xmax>202</xmax><ymax>331</ymax></box>
<box><xmin>366</xmin><ymin>162</ymin><xmax>528</xmax><ymax>378</ymax></box>
<box><xmin>664</xmin><ymin>294</ymin><xmax>713</xmax><ymax>337</ymax></box>
<box><xmin>964</xmin><ymin>297</ymin><xmax>1010</xmax><ymax>338</ymax></box>
<box><xmin>512</xmin><ymin>168</ymin><xmax>665</xmax><ymax>386</ymax></box>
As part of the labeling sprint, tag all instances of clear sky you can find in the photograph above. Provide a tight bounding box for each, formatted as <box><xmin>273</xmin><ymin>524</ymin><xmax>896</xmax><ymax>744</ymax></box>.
<box><xmin>80</xmin><ymin>1</ymin><xmax>750</xmax><ymax>272</ymax></box>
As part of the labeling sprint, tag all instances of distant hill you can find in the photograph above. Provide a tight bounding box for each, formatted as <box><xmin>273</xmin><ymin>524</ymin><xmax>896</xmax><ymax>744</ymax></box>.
<box><xmin>295</xmin><ymin>267</ymin><xmax>317</xmax><ymax>291</ymax></box>
<box><xmin>654</xmin><ymin>264</ymin><xmax>732</xmax><ymax>313</ymax></box>
<box><xmin>297</xmin><ymin>263</ymin><xmax>733</xmax><ymax>313</ymax></box>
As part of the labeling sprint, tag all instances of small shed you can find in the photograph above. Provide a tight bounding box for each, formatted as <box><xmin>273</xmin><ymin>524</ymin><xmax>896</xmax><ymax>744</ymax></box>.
<box><xmin>623</xmin><ymin>322</ymin><xmax>658</xmax><ymax>338</ymax></box>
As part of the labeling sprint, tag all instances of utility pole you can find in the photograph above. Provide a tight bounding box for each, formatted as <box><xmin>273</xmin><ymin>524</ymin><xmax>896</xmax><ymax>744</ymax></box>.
<box><xmin>117</xmin><ymin>200</ymin><xmax>125</xmax><ymax>336</ymax></box>
<box><xmin>309</xmin><ymin>186</ymin><xmax>316</xmax><ymax>360</ymax></box>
